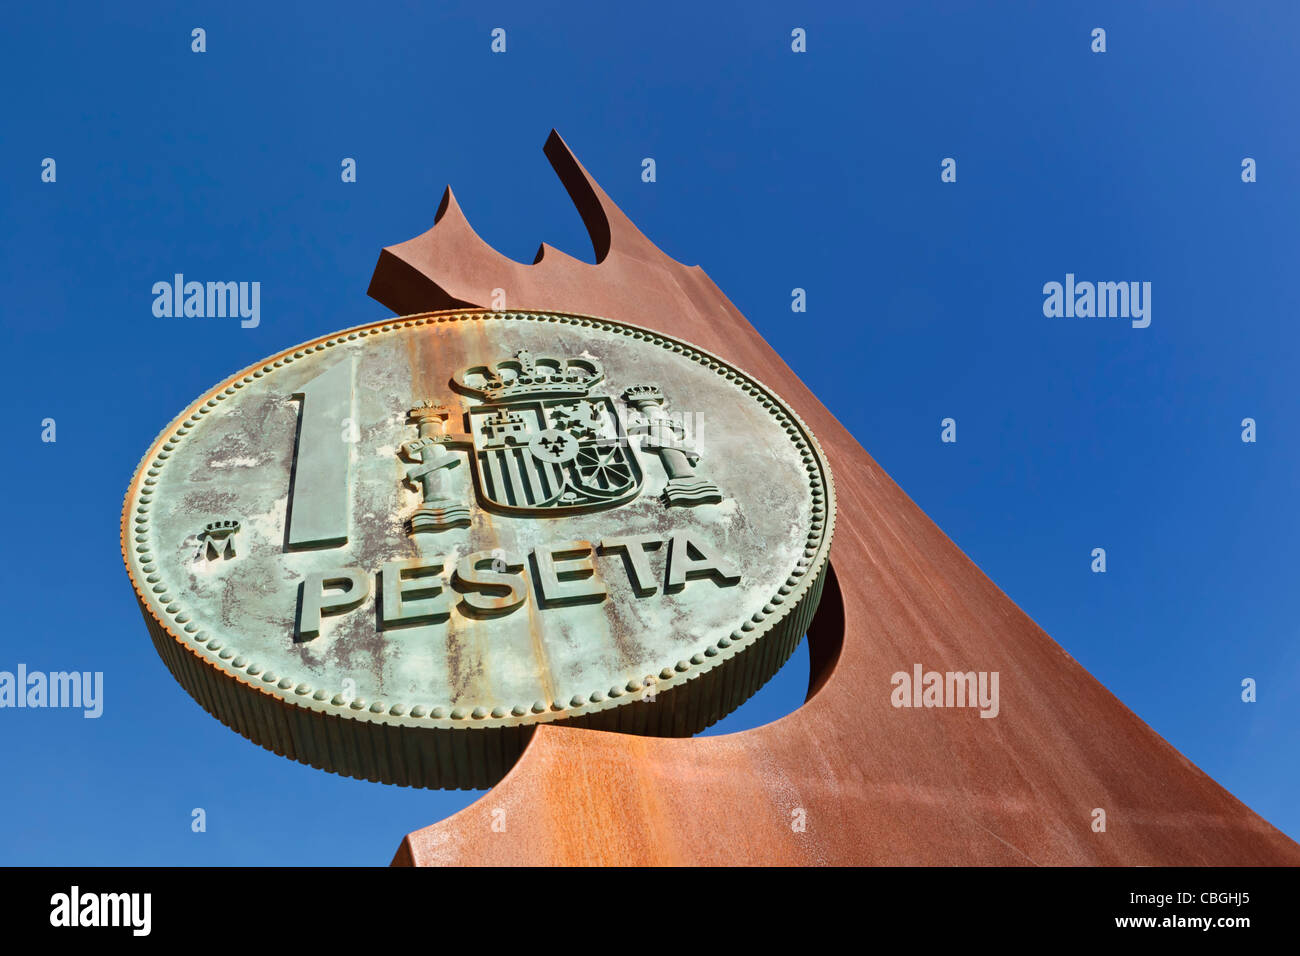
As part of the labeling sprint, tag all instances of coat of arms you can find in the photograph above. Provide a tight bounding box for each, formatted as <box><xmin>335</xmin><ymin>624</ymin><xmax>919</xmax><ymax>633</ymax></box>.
<box><xmin>413</xmin><ymin>349</ymin><xmax>642</xmax><ymax>519</ymax></box>
<box><xmin>397</xmin><ymin>347</ymin><xmax>724</xmax><ymax>530</ymax></box>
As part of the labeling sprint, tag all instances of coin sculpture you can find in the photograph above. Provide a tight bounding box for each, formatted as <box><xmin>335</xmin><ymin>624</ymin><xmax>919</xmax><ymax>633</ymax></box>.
<box><xmin>121</xmin><ymin>309</ymin><xmax>835</xmax><ymax>788</ymax></box>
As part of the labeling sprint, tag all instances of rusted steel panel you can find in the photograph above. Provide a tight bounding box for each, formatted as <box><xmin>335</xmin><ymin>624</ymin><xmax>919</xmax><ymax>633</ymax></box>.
<box><xmin>377</xmin><ymin>132</ymin><xmax>1300</xmax><ymax>866</ymax></box>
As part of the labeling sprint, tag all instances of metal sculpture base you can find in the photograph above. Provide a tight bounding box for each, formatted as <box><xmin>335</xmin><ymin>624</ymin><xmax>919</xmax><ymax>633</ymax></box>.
<box><xmin>372</xmin><ymin>130</ymin><xmax>1300</xmax><ymax>866</ymax></box>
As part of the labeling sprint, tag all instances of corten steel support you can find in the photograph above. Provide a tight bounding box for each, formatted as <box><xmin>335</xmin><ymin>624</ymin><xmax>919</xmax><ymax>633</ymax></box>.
<box><xmin>372</xmin><ymin>131</ymin><xmax>1300</xmax><ymax>866</ymax></box>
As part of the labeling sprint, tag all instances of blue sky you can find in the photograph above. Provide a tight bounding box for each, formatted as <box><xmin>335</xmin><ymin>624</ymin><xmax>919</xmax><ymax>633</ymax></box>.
<box><xmin>1</xmin><ymin>1</ymin><xmax>1296</xmax><ymax>864</ymax></box>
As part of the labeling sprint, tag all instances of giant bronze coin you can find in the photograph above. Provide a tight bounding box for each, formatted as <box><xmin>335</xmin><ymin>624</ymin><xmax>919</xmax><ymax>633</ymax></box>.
<box><xmin>121</xmin><ymin>310</ymin><xmax>835</xmax><ymax>788</ymax></box>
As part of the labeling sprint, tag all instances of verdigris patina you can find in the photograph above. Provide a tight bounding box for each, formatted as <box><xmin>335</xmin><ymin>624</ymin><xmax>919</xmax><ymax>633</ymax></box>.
<box><xmin>121</xmin><ymin>309</ymin><xmax>835</xmax><ymax>788</ymax></box>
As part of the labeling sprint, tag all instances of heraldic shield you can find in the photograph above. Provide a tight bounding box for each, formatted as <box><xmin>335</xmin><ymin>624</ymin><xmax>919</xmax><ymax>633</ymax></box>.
<box><xmin>454</xmin><ymin>350</ymin><xmax>643</xmax><ymax>515</ymax></box>
<box><xmin>468</xmin><ymin>397</ymin><xmax>641</xmax><ymax>513</ymax></box>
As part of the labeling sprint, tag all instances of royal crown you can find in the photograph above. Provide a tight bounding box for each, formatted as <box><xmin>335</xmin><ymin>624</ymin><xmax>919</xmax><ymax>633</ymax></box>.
<box><xmin>453</xmin><ymin>349</ymin><xmax>603</xmax><ymax>402</ymax></box>
<box><xmin>622</xmin><ymin>383</ymin><xmax>664</xmax><ymax>406</ymax></box>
